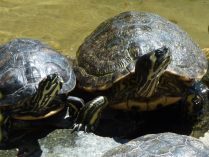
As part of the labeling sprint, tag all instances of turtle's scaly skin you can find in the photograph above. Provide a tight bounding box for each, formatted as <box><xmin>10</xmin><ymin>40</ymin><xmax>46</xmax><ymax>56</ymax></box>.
<box><xmin>72</xmin><ymin>11</ymin><xmax>208</xmax><ymax>132</ymax></box>
<box><xmin>102</xmin><ymin>132</ymin><xmax>209</xmax><ymax>157</ymax></box>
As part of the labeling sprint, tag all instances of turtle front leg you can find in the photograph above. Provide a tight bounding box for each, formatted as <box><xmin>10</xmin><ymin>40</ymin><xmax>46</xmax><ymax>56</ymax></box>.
<box><xmin>72</xmin><ymin>96</ymin><xmax>108</xmax><ymax>133</ymax></box>
<box><xmin>51</xmin><ymin>96</ymin><xmax>85</xmax><ymax>129</ymax></box>
<box><xmin>66</xmin><ymin>96</ymin><xmax>85</xmax><ymax>119</ymax></box>
<box><xmin>135</xmin><ymin>47</ymin><xmax>171</xmax><ymax>97</ymax></box>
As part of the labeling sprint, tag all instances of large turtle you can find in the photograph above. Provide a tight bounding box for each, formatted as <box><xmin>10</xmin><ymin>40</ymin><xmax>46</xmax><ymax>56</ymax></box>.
<box><xmin>102</xmin><ymin>132</ymin><xmax>209</xmax><ymax>157</ymax></box>
<box><xmin>72</xmin><ymin>11</ymin><xmax>208</xmax><ymax>131</ymax></box>
<box><xmin>0</xmin><ymin>38</ymin><xmax>106</xmax><ymax>144</ymax></box>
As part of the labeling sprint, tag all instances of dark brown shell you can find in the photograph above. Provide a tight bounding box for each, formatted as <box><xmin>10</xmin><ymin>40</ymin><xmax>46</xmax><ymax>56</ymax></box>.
<box><xmin>102</xmin><ymin>133</ymin><xmax>209</xmax><ymax>157</ymax></box>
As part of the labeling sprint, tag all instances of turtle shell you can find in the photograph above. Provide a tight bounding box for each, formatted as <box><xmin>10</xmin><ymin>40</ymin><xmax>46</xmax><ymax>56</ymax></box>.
<box><xmin>75</xmin><ymin>11</ymin><xmax>207</xmax><ymax>91</ymax></box>
<box><xmin>102</xmin><ymin>132</ymin><xmax>209</xmax><ymax>157</ymax></box>
<box><xmin>0</xmin><ymin>38</ymin><xmax>75</xmax><ymax>107</ymax></box>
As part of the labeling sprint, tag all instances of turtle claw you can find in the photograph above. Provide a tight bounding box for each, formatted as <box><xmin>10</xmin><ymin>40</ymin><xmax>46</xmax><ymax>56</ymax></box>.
<box><xmin>71</xmin><ymin>123</ymin><xmax>92</xmax><ymax>133</ymax></box>
<box><xmin>71</xmin><ymin>123</ymin><xmax>83</xmax><ymax>133</ymax></box>
<box><xmin>84</xmin><ymin>126</ymin><xmax>88</xmax><ymax>133</ymax></box>
<box><xmin>77</xmin><ymin>124</ymin><xmax>82</xmax><ymax>131</ymax></box>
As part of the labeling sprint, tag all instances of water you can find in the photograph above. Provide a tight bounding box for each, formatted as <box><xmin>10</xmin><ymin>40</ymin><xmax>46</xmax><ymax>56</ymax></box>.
<box><xmin>0</xmin><ymin>0</ymin><xmax>208</xmax><ymax>57</ymax></box>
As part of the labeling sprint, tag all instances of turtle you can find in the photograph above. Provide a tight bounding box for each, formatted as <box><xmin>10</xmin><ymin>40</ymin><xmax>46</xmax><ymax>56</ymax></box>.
<box><xmin>72</xmin><ymin>11</ymin><xmax>208</xmax><ymax>132</ymax></box>
<box><xmin>0</xmin><ymin>38</ymin><xmax>107</xmax><ymax>144</ymax></box>
<box><xmin>102</xmin><ymin>132</ymin><xmax>209</xmax><ymax>157</ymax></box>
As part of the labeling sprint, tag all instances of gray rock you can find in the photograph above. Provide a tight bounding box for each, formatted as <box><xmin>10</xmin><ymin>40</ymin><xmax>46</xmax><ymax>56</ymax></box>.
<box><xmin>0</xmin><ymin>129</ymin><xmax>121</xmax><ymax>157</ymax></box>
<box><xmin>40</xmin><ymin>130</ymin><xmax>121</xmax><ymax>157</ymax></box>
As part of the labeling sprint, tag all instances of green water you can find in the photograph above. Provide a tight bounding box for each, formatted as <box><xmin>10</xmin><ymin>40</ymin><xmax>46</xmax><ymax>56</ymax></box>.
<box><xmin>0</xmin><ymin>0</ymin><xmax>208</xmax><ymax>57</ymax></box>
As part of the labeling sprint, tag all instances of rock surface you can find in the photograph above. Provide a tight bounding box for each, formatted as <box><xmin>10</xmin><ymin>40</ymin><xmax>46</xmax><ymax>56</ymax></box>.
<box><xmin>40</xmin><ymin>130</ymin><xmax>121</xmax><ymax>157</ymax></box>
<box><xmin>1</xmin><ymin>129</ymin><xmax>209</xmax><ymax>157</ymax></box>
<box><xmin>0</xmin><ymin>129</ymin><xmax>121</xmax><ymax>157</ymax></box>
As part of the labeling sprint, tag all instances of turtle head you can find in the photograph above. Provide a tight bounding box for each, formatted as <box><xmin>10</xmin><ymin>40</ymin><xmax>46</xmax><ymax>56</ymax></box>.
<box><xmin>150</xmin><ymin>46</ymin><xmax>171</xmax><ymax>78</ymax></box>
<box><xmin>32</xmin><ymin>73</ymin><xmax>64</xmax><ymax>107</ymax></box>
<box><xmin>136</xmin><ymin>46</ymin><xmax>171</xmax><ymax>97</ymax></box>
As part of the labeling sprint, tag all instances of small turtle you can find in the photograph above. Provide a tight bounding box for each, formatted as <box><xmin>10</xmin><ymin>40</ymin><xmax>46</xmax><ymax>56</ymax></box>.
<box><xmin>0</xmin><ymin>38</ymin><xmax>107</xmax><ymax>156</ymax></box>
<box><xmin>0</xmin><ymin>39</ymin><xmax>105</xmax><ymax>142</ymax></box>
<box><xmin>72</xmin><ymin>11</ymin><xmax>208</xmax><ymax>131</ymax></box>
<box><xmin>102</xmin><ymin>132</ymin><xmax>209</xmax><ymax>157</ymax></box>
<box><xmin>0</xmin><ymin>38</ymin><xmax>81</xmax><ymax>118</ymax></box>
<box><xmin>0</xmin><ymin>38</ymin><xmax>79</xmax><ymax>142</ymax></box>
